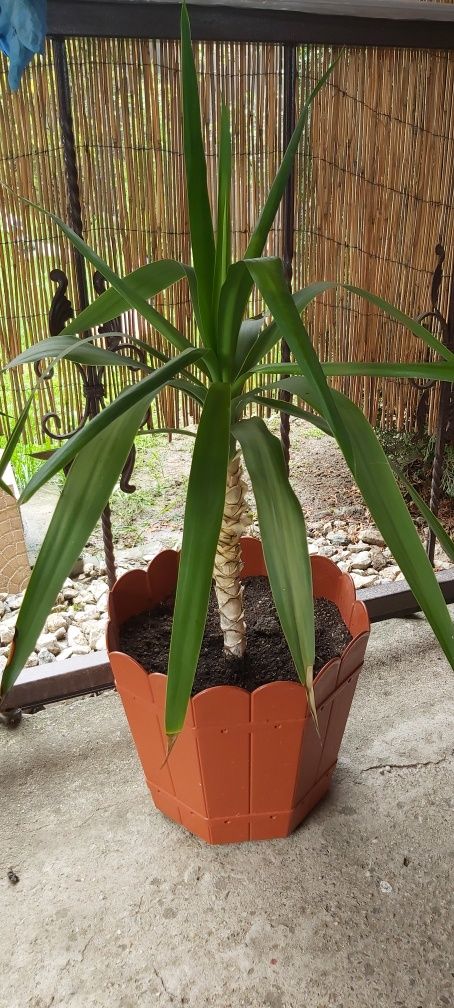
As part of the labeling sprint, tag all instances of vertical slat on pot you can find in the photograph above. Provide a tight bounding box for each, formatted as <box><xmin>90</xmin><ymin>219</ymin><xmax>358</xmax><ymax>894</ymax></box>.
<box><xmin>158</xmin><ymin>686</ymin><xmax>209</xmax><ymax>827</ymax></box>
<box><xmin>192</xmin><ymin>687</ymin><xmax>250</xmax><ymax>844</ymax></box>
<box><xmin>292</xmin><ymin>698</ymin><xmax>332</xmax><ymax>806</ymax></box>
<box><xmin>336</xmin><ymin>629</ymin><xmax>369</xmax><ymax>687</ymax></box>
<box><xmin>110</xmin><ymin>658</ymin><xmax>175</xmax><ymax>799</ymax></box>
<box><xmin>250</xmin><ymin>682</ymin><xmax>307</xmax><ymax>827</ymax></box>
<box><xmin>317</xmin><ymin>669</ymin><xmax>362</xmax><ymax>778</ymax></box>
<box><xmin>313</xmin><ymin>657</ymin><xmax>341</xmax><ymax>707</ymax></box>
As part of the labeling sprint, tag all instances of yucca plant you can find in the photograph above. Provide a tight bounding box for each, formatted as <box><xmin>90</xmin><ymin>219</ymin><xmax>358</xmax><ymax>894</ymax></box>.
<box><xmin>1</xmin><ymin>5</ymin><xmax>454</xmax><ymax>741</ymax></box>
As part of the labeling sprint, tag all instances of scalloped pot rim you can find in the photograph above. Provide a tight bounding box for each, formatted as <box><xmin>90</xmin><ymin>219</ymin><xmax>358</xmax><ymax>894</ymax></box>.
<box><xmin>107</xmin><ymin>536</ymin><xmax>370</xmax><ymax>699</ymax></box>
<box><xmin>106</xmin><ymin>537</ymin><xmax>370</xmax><ymax>843</ymax></box>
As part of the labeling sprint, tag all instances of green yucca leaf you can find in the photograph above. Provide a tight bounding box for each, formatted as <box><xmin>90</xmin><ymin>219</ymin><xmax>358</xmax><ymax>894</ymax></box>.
<box><xmin>0</xmin><ymin>393</ymin><xmax>35</xmax><ymax>490</ymax></box>
<box><xmin>217</xmin><ymin>57</ymin><xmax>342</xmax><ymax>376</ymax></box>
<box><xmin>234</xmin><ymin>417</ymin><xmax>315</xmax><ymax>711</ymax></box>
<box><xmin>1</xmin><ymin>182</ymin><xmax>194</xmax><ymax>358</ymax></box>
<box><xmin>235</xmin><ymin>280</ymin><xmax>454</xmax><ymax>384</ymax></box>
<box><xmin>19</xmin><ymin>348</ymin><xmax>203</xmax><ymax>503</ymax></box>
<box><xmin>5</xmin><ymin>335</ymin><xmax>145</xmax><ymax>372</ymax></box>
<box><xmin>244</xmin><ymin>393</ymin><xmax>333</xmax><ymax>436</ymax></box>
<box><xmin>180</xmin><ymin>3</ymin><xmax>216</xmax><ymax>349</ymax></box>
<box><xmin>61</xmin><ymin>260</ymin><xmax>187</xmax><ymax>336</ymax></box>
<box><xmin>241</xmin><ymin>360</ymin><xmax>454</xmax><ymax>385</ymax></box>
<box><xmin>213</xmin><ymin>104</ymin><xmax>232</xmax><ymax>326</ymax></box>
<box><xmin>278</xmin><ymin>375</ymin><xmax>454</xmax><ymax>670</ymax></box>
<box><xmin>166</xmin><ymin>381</ymin><xmax>231</xmax><ymax>738</ymax></box>
<box><xmin>1</xmin><ymin>396</ymin><xmax>150</xmax><ymax>696</ymax></box>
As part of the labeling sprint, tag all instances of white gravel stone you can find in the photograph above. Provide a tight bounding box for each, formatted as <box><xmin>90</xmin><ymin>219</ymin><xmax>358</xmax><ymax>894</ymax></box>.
<box><xmin>67</xmin><ymin>625</ymin><xmax>87</xmax><ymax>649</ymax></box>
<box><xmin>37</xmin><ymin>649</ymin><xmax>55</xmax><ymax>664</ymax></box>
<box><xmin>25</xmin><ymin>654</ymin><xmax>39</xmax><ymax>667</ymax></box>
<box><xmin>45</xmin><ymin>613</ymin><xmax>68</xmax><ymax>634</ymax></box>
<box><xmin>72</xmin><ymin>645</ymin><xmax>91</xmax><ymax>656</ymax></box>
<box><xmin>349</xmin><ymin>541</ymin><xmax>368</xmax><ymax>553</ymax></box>
<box><xmin>91</xmin><ymin>580</ymin><xmax>108</xmax><ymax>602</ymax></box>
<box><xmin>370</xmin><ymin>548</ymin><xmax>389</xmax><ymax>572</ymax></box>
<box><xmin>351</xmin><ymin>573</ymin><xmax>378</xmax><ymax>589</ymax></box>
<box><xmin>58</xmin><ymin>647</ymin><xmax>74</xmax><ymax>661</ymax></box>
<box><xmin>0</xmin><ymin>624</ymin><xmax>15</xmax><ymax>646</ymax></box>
<box><xmin>69</xmin><ymin>557</ymin><xmax>85</xmax><ymax>578</ymax></box>
<box><xmin>319</xmin><ymin>544</ymin><xmax>337</xmax><ymax>557</ymax></box>
<box><xmin>73</xmin><ymin>608</ymin><xmax>99</xmax><ymax>624</ymax></box>
<box><xmin>6</xmin><ymin>594</ymin><xmax>24</xmax><ymax>611</ymax></box>
<box><xmin>48</xmin><ymin>640</ymin><xmax>63</xmax><ymax>656</ymax></box>
<box><xmin>327</xmin><ymin>531</ymin><xmax>349</xmax><ymax>546</ymax></box>
<box><xmin>96</xmin><ymin>595</ymin><xmax>108</xmax><ymax>614</ymax></box>
<box><xmin>383</xmin><ymin>565</ymin><xmax>401</xmax><ymax>580</ymax></box>
<box><xmin>359</xmin><ymin>527</ymin><xmax>385</xmax><ymax>547</ymax></box>
<box><xmin>347</xmin><ymin>551</ymin><xmax>371</xmax><ymax>571</ymax></box>
<box><xmin>37</xmin><ymin>632</ymin><xmax>57</xmax><ymax>651</ymax></box>
<box><xmin>84</xmin><ymin>605</ymin><xmax>100</xmax><ymax>619</ymax></box>
<box><xmin>81</xmin><ymin>620</ymin><xmax>104</xmax><ymax>649</ymax></box>
<box><xmin>0</xmin><ymin>655</ymin><xmax>6</xmax><ymax>674</ymax></box>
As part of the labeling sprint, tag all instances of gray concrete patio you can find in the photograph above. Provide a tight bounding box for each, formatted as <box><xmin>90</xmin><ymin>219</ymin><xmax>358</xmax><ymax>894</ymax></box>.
<box><xmin>1</xmin><ymin>610</ymin><xmax>453</xmax><ymax>1008</ymax></box>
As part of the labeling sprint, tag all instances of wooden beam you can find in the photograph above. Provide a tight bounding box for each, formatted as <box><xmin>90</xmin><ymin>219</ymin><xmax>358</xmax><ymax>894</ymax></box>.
<box><xmin>358</xmin><ymin>566</ymin><xmax>454</xmax><ymax>622</ymax></box>
<box><xmin>2</xmin><ymin>569</ymin><xmax>453</xmax><ymax>714</ymax></box>
<box><xmin>48</xmin><ymin>1</ymin><xmax>454</xmax><ymax>48</ymax></box>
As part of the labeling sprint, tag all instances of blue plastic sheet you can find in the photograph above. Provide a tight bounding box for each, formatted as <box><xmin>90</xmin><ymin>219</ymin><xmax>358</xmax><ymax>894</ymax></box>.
<box><xmin>0</xmin><ymin>0</ymin><xmax>46</xmax><ymax>90</ymax></box>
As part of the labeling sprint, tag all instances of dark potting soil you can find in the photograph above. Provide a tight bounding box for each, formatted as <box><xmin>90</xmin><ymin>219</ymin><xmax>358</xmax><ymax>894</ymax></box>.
<box><xmin>119</xmin><ymin>576</ymin><xmax>352</xmax><ymax>695</ymax></box>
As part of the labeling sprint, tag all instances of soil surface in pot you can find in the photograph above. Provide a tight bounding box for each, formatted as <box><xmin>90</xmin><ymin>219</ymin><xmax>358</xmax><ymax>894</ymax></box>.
<box><xmin>118</xmin><ymin>576</ymin><xmax>352</xmax><ymax>694</ymax></box>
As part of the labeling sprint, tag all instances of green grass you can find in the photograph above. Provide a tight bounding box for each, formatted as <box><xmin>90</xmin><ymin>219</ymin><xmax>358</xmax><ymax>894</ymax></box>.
<box><xmin>108</xmin><ymin>435</ymin><xmax>168</xmax><ymax>546</ymax></box>
<box><xmin>0</xmin><ymin>436</ymin><xmax>54</xmax><ymax>494</ymax></box>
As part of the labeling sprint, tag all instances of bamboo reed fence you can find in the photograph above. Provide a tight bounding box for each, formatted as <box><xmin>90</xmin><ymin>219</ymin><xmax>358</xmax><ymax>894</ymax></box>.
<box><xmin>0</xmin><ymin>36</ymin><xmax>452</xmax><ymax>442</ymax></box>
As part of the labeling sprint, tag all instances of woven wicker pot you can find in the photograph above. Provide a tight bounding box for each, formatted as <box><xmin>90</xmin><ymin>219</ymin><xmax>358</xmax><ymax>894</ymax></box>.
<box><xmin>107</xmin><ymin>537</ymin><xmax>370</xmax><ymax>844</ymax></box>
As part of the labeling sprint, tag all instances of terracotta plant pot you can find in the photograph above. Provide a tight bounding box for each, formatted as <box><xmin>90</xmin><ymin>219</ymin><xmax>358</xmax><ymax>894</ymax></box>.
<box><xmin>107</xmin><ymin>536</ymin><xmax>370</xmax><ymax>844</ymax></box>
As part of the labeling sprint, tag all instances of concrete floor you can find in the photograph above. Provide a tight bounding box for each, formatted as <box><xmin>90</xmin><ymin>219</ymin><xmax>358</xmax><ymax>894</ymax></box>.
<box><xmin>1</xmin><ymin>611</ymin><xmax>453</xmax><ymax>1008</ymax></box>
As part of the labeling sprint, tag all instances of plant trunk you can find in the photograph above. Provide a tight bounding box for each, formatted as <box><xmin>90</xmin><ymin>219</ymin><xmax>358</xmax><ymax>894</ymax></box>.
<box><xmin>214</xmin><ymin>453</ymin><xmax>250</xmax><ymax>659</ymax></box>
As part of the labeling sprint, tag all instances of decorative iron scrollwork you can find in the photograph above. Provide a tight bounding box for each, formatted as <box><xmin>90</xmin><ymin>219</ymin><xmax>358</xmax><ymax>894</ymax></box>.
<box><xmin>410</xmin><ymin>244</ymin><xmax>449</xmax><ymax>436</ymax></box>
<box><xmin>410</xmin><ymin>243</ymin><xmax>454</xmax><ymax>563</ymax></box>
<box><xmin>92</xmin><ymin>270</ymin><xmax>152</xmax><ymax>493</ymax></box>
<box><xmin>37</xmin><ymin>268</ymin><xmax>149</xmax><ymax>519</ymax></box>
<box><xmin>49</xmin><ymin>268</ymin><xmax>74</xmax><ymax>337</ymax></box>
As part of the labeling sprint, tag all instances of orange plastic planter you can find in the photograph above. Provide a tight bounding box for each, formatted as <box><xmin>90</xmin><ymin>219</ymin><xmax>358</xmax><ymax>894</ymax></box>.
<box><xmin>107</xmin><ymin>537</ymin><xmax>370</xmax><ymax>844</ymax></box>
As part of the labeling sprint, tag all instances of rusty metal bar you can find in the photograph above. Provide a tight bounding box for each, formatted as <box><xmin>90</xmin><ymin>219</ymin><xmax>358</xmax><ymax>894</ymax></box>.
<box><xmin>280</xmin><ymin>43</ymin><xmax>297</xmax><ymax>475</ymax></box>
<box><xmin>52</xmin><ymin>37</ymin><xmax>117</xmax><ymax>585</ymax></box>
<box><xmin>52</xmin><ymin>38</ymin><xmax>89</xmax><ymax>313</ymax></box>
<box><xmin>427</xmin><ymin>267</ymin><xmax>454</xmax><ymax>563</ymax></box>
